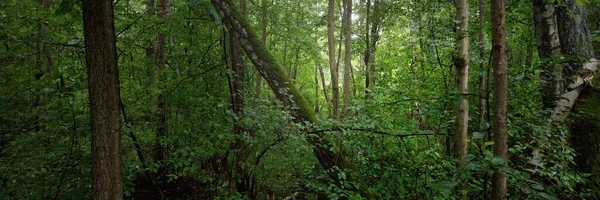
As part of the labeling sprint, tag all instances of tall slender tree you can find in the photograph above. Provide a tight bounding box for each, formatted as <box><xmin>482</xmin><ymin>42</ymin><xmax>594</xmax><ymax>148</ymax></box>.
<box><xmin>365</xmin><ymin>0</ymin><xmax>380</xmax><ymax>99</ymax></box>
<box><xmin>81</xmin><ymin>0</ymin><xmax>123</xmax><ymax>198</ymax></box>
<box><xmin>342</xmin><ymin>0</ymin><xmax>352</xmax><ymax>117</ymax></box>
<box><xmin>328</xmin><ymin>0</ymin><xmax>340</xmax><ymax>119</ymax></box>
<box><xmin>454</xmin><ymin>0</ymin><xmax>469</xmax><ymax>167</ymax></box>
<box><xmin>454</xmin><ymin>0</ymin><xmax>470</xmax><ymax>198</ymax></box>
<box><xmin>491</xmin><ymin>0</ymin><xmax>508</xmax><ymax>199</ymax></box>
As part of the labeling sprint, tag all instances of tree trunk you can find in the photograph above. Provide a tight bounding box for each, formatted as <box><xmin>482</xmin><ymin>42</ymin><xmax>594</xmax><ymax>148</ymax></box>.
<box><xmin>153</xmin><ymin>0</ymin><xmax>168</xmax><ymax>165</ymax></box>
<box><xmin>555</xmin><ymin>0</ymin><xmax>600</xmax><ymax>194</ymax></box>
<box><xmin>364</xmin><ymin>0</ymin><xmax>380</xmax><ymax>100</ymax></box>
<box><xmin>454</xmin><ymin>0</ymin><xmax>470</xmax><ymax>198</ymax></box>
<box><xmin>315</xmin><ymin>65</ymin><xmax>320</xmax><ymax>113</ymax></box>
<box><xmin>533</xmin><ymin>0</ymin><xmax>563</xmax><ymax>109</ymax></box>
<box><xmin>491</xmin><ymin>0</ymin><xmax>508</xmax><ymax>199</ymax></box>
<box><xmin>293</xmin><ymin>46</ymin><xmax>300</xmax><ymax>81</ymax></box>
<box><xmin>328</xmin><ymin>0</ymin><xmax>340</xmax><ymax>119</ymax></box>
<box><xmin>454</xmin><ymin>0</ymin><xmax>469</xmax><ymax>167</ymax></box>
<box><xmin>319</xmin><ymin>65</ymin><xmax>330</xmax><ymax>103</ymax></box>
<box><xmin>342</xmin><ymin>0</ymin><xmax>352</xmax><ymax>117</ymax></box>
<box><xmin>210</xmin><ymin>0</ymin><xmax>351</xmax><ymax>185</ymax></box>
<box><xmin>81</xmin><ymin>0</ymin><xmax>123</xmax><ymax>198</ymax></box>
<box><xmin>228</xmin><ymin>12</ymin><xmax>250</xmax><ymax>199</ymax></box>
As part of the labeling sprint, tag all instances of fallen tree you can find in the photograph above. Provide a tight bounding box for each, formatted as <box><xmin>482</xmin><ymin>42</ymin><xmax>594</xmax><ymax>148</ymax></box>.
<box><xmin>210</xmin><ymin>0</ymin><xmax>351</xmax><ymax>186</ymax></box>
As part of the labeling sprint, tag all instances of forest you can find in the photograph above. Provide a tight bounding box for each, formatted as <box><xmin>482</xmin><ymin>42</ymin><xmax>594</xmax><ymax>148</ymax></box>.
<box><xmin>1</xmin><ymin>0</ymin><xmax>600</xmax><ymax>199</ymax></box>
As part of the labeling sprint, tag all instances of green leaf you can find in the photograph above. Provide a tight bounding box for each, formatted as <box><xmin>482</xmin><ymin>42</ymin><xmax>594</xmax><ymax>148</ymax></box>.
<box><xmin>538</xmin><ymin>192</ymin><xmax>558</xmax><ymax>200</ymax></box>
<box><xmin>473</xmin><ymin>132</ymin><xmax>484</xmax><ymax>140</ymax></box>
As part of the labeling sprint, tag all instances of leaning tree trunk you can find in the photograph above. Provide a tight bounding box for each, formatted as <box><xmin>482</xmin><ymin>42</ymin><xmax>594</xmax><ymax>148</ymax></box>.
<box><xmin>210</xmin><ymin>0</ymin><xmax>351</xmax><ymax>186</ymax></box>
<box><xmin>81</xmin><ymin>0</ymin><xmax>123</xmax><ymax>198</ymax></box>
<box><xmin>491</xmin><ymin>0</ymin><xmax>508</xmax><ymax>199</ymax></box>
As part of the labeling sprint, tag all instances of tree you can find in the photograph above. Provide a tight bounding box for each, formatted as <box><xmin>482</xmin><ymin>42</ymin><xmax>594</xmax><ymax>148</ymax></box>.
<box><xmin>342</xmin><ymin>0</ymin><xmax>352</xmax><ymax>117</ymax></box>
<box><xmin>533</xmin><ymin>0</ymin><xmax>563</xmax><ymax>109</ymax></box>
<box><xmin>555</xmin><ymin>0</ymin><xmax>600</xmax><ymax>194</ymax></box>
<box><xmin>454</xmin><ymin>0</ymin><xmax>469</xmax><ymax>180</ymax></box>
<box><xmin>365</xmin><ymin>0</ymin><xmax>381</xmax><ymax>99</ymax></box>
<box><xmin>81</xmin><ymin>0</ymin><xmax>123</xmax><ymax>198</ymax></box>
<box><xmin>210</xmin><ymin>0</ymin><xmax>352</xmax><ymax>186</ymax></box>
<box><xmin>227</xmin><ymin>0</ymin><xmax>251</xmax><ymax>195</ymax></box>
<box><xmin>491</xmin><ymin>0</ymin><xmax>508</xmax><ymax>199</ymax></box>
<box><xmin>328</xmin><ymin>0</ymin><xmax>340</xmax><ymax>119</ymax></box>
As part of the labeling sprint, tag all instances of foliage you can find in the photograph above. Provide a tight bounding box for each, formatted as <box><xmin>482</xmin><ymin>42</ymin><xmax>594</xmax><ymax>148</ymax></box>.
<box><xmin>0</xmin><ymin>0</ymin><xmax>596</xmax><ymax>199</ymax></box>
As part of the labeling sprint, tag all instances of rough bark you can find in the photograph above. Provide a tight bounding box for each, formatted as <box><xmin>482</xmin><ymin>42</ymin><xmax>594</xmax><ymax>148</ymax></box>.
<box><xmin>533</xmin><ymin>0</ymin><xmax>564</xmax><ymax>108</ymax></box>
<box><xmin>210</xmin><ymin>0</ymin><xmax>350</xmax><ymax>183</ymax></box>
<box><xmin>556</xmin><ymin>1</ymin><xmax>599</xmax><ymax>194</ymax></box>
<box><xmin>491</xmin><ymin>0</ymin><xmax>508</xmax><ymax>199</ymax></box>
<box><xmin>557</xmin><ymin>0</ymin><xmax>594</xmax><ymax>61</ymax></box>
<box><xmin>342</xmin><ymin>0</ymin><xmax>352</xmax><ymax>117</ymax></box>
<box><xmin>328</xmin><ymin>0</ymin><xmax>340</xmax><ymax>119</ymax></box>
<box><xmin>81</xmin><ymin>0</ymin><xmax>123</xmax><ymax>198</ymax></box>
<box><xmin>454</xmin><ymin>0</ymin><xmax>469</xmax><ymax>169</ymax></box>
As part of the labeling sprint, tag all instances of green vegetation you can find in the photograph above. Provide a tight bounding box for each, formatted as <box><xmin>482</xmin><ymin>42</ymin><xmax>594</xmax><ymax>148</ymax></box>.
<box><xmin>0</xmin><ymin>0</ymin><xmax>598</xmax><ymax>199</ymax></box>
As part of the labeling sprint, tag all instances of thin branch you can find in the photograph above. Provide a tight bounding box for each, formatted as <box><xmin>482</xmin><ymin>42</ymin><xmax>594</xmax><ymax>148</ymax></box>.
<box><xmin>116</xmin><ymin>10</ymin><xmax>150</xmax><ymax>37</ymax></box>
<box><xmin>307</xmin><ymin>127</ymin><xmax>446</xmax><ymax>138</ymax></box>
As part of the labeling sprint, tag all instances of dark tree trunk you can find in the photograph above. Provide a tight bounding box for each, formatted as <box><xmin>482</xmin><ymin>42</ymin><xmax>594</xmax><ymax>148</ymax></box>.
<box><xmin>81</xmin><ymin>0</ymin><xmax>123</xmax><ymax>198</ymax></box>
<box><xmin>227</xmin><ymin>0</ymin><xmax>250</xmax><ymax>196</ymax></box>
<box><xmin>491</xmin><ymin>0</ymin><xmax>508</xmax><ymax>199</ymax></box>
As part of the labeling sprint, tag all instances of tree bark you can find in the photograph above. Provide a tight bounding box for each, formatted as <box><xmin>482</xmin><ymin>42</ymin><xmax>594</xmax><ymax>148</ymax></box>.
<box><xmin>227</xmin><ymin>0</ymin><xmax>251</xmax><ymax>196</ymax></box>
<box><xmin>81</xmin><ymin>0</ymin><xmax>123</xmax><ymax>198</ymax></box>
<box><xmin>153</xmin><ymin>0</ymin><xmax>168</xmax><ymax>165</ymax></box>
<box><xmin>533</xmin><ymin>0</ymin><xmax>563</xmax><ymax>109</ymax></box>
<box><xmin>454</xmin><ymin>0</ymin><xmax>469</xmax><ymax>169</ymax></box>
<box><xmin>491</xmin><ymin>0</ymin><xmax>508</xmax><ymax>199</ymax></box>
<box><xmin>210</xmin><ymin>0</ymin><xmax>351</xmax><ymax>184</ymax></box>
<box><xmin>454</xmin><ymin>0</ymin><xmax>470</xmax><ymax>198</ymax></box>
<box><xmin>342</xmin><ymin>0</ymin><xmax>352</xmax><ymax>117</ymax></box>
<box><xmin>328</xmin><ymin>0</ymin><xmax>340</xmax><ymax>119</ymax></box>
<box><xmin>364</xmin><ymin>0</ymin><xmax>380</xmax><ymax>100</ymax></box>
<box><xmin>555</xmin><ymin>0</ymin><xmax>600</xmax><ymax>194</ymax></box>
